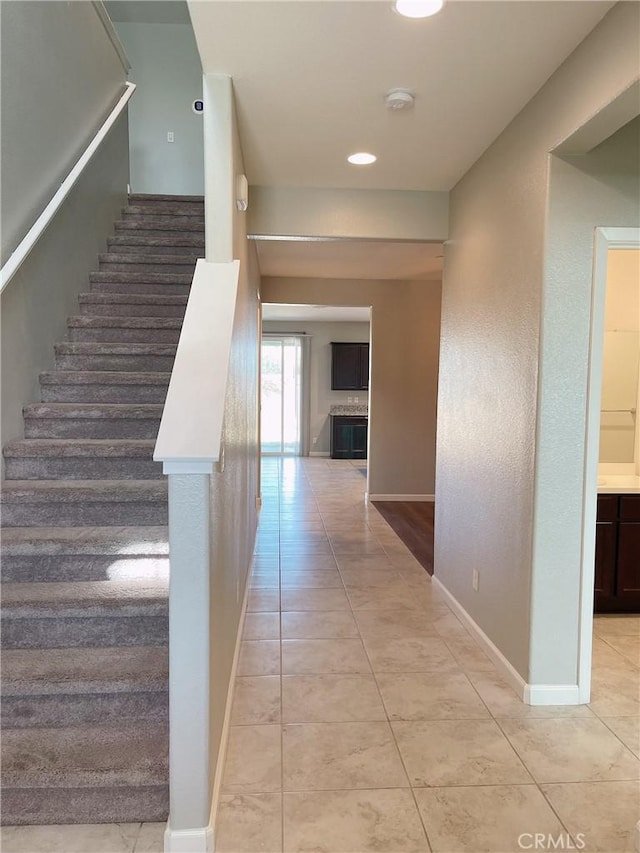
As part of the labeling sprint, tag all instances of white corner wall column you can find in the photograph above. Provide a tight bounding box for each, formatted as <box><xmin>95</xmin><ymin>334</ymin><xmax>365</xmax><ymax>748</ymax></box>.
<box><xmin>164</xmin><ymin>472</ymin><xmax>214</xmax><ymax>852</ymax></box>
<box><xmin>203</xmin><ymin>74</ymin><xmax>234</xmax><ymax>263</ymax></box>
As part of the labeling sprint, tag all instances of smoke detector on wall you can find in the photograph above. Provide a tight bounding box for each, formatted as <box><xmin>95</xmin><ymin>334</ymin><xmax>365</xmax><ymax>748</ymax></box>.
<box><xmin>385</xmin><ymin>88</ymin><xmax>415</xmax><ymax>110</ymax></box>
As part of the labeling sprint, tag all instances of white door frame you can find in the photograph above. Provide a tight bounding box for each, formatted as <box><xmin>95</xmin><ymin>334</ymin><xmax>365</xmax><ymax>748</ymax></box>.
<box><xmin>578</xmin><ymin>226</ymin><xmax>640</xmax><ymax>702</ymax></box>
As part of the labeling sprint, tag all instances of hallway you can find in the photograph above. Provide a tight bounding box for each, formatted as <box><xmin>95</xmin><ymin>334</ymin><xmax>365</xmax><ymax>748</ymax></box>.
<box><xmin>2</xmin><ymin>458</ymin><xmax>639</xmax><ymax>852</ymax></box>
<box><xmin>215</xmin><ymin>458</ymin><xmax>640</xmax><ymax>852</ymax></box>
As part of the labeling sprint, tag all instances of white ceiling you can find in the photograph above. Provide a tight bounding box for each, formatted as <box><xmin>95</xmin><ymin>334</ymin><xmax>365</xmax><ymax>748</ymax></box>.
<box><xmin>255</xmin><ymin>238</ymin><xmax>443</xmax><ymax>280</ymax></box>
<box><xmin>104</xmin><ymin>2</ymin><xmax>191</xmax><ymax>24</ymax></box>
<box><xmin>262</xmin><ymin>304</ymin><xmax>371</xmax><ymax>323</ymax></box>
<box><xmin>188</xmin><ymin>0</ymin><xmax>613</xmax><ymax>192</ymax></box>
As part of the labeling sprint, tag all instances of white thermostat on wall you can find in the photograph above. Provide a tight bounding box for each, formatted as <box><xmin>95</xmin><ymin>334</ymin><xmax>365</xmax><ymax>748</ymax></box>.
<box><xmin>192</xmin><ymin>99</ymin><xmax>204</xmax><ymax>115</ymax></box>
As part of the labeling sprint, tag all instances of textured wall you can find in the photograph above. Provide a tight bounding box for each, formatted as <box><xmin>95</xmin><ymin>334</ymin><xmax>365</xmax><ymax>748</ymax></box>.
<box><xmin>262</xmin><ymin>320</ymin><xmax>371</xmax><ymax>454</ymax></box>
<box><xmin>436</xmin><ymin>3</ymin><xmax>640</xmax><ymax>684</ymax></box>
<box><xmin>0</xmin><ymin>1</ymin><xmax>127</xmax><ymax>263</ymax></box>
<box><xmin>113</xmin><ymin>22</ymin><xmax>205</xmax><ymax>195</ymax></box>
<box><xmin>261</xmin><ymin>278</ymin><xmax>441</xmax><ymax>497</ymax></box>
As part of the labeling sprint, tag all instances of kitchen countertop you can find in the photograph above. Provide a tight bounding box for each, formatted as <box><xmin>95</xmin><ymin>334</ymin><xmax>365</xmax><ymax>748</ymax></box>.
<box><xmin>329</xmin><ymin>405</ymin><xmax>368</xmax><ymax>416</ymax></box>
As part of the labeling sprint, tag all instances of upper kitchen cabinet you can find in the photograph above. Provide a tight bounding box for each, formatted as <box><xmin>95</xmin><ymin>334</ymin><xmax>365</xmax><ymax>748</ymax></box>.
<box><xmin>331</xmin><ymin>342</ymin><xmax>369</xmax><ymax>390</ymax></box>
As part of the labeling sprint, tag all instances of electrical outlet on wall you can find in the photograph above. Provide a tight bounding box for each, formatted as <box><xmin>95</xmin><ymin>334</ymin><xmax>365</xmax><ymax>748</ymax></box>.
<box><xmin>167</xmin><ymin>131</ymin><xmax>175</xmax><ymax>143</ymax></box>
<box><xmin>312</xmin><ymin>436</ymin><xmax>318</xmax><ymax>445</ymax></box>
<box><xmin>354</xmin><ymin>396</ymin><xmax>359</xmax><ymax>403</ymax></box>
<box><xmin>348</xmin><ymin>396</ymin><xmax>353</xmax><ymax>403</ymax></box>
<box><xmin>472</xmin><ymin>569</ymin><xmax>480</xmax><ymax>592</ymax></box>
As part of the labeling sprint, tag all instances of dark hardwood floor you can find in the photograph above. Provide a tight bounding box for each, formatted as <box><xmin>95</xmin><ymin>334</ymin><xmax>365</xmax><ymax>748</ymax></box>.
<box><xmin>373</xmin><ymin>500</ymin><xmax>434</xmax><ymax>575</ymax></box>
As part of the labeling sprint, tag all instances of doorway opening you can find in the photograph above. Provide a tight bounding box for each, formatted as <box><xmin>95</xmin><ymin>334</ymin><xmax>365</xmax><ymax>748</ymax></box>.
<box><xmin>260</xmin><ymin>335</ymin><xmax>303</xmax><ymax>455</ymax></box>
<box><xmin>580</xmin><ymin>227</ymin><xmax>640</xmax><ymax>702</ymax></box>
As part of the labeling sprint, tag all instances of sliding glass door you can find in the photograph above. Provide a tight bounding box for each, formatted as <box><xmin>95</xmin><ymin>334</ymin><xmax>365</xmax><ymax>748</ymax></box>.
<box><xmin>261</xmin><ymin>336</ymin><xmax>303</xmax><ymax>455</ymax></box>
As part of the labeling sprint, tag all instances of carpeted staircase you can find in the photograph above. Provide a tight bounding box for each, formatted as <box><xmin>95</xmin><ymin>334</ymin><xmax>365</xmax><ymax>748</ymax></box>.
<box><xmin>1</xmin><ymin>194</ymin><xmax>204</xmax><ymax>825</ymax></box>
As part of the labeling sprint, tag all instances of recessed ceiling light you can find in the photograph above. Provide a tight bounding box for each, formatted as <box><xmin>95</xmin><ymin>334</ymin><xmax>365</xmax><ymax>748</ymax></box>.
<box><xmin>347</xmin><ymin>152</ymin><xmax>377</xmax><ymax>166</ymax></box>
<box><xmin>394</xmin><ymin>0</ymin><xmax>444</xmax><ymax>19</ymax></box>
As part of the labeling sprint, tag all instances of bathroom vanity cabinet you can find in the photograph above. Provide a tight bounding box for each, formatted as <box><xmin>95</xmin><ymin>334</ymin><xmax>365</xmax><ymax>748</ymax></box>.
<box><xmin>595</xmin><ymin>493</ymin><xmax>640</xmax><ymax>612</ymax></box>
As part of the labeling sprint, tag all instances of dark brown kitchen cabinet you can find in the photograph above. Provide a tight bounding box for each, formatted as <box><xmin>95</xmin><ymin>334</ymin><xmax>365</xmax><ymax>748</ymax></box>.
<box><xmin>595</xmin><ymin>494</ymin><xmax>640</xmax><ymax>613</ymax></box>
<box><xmin>330</xmin><ymin>416</ymin><xmax>368</xmax><ymax>459</ymax></box>
<box><xmin>331</xmin><ymin>343</ymin><xmax>369</xmax><ymax>390</ymax></box>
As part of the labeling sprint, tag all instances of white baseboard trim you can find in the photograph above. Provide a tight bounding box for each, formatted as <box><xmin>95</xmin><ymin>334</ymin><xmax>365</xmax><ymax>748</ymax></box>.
<box><xmin>309</xmin><ymin>451</ymin><xmax>330</xmax><ymax>457</ymax></box>
<box><xmin>367</xmin><ymin>494</ymin><xmax>435</xmax><ymax>502</ymax></box>
<box><xmin>432</xmin><ymin>577</ymin><xmax>582</xmax><ymax>706</ymax></box>
<box><xmin>524</xmin><ymin>683</ymin><xmax>582</xmax><ymax>705</ymax></box>
<box><xmin>164</xmin><ymin>823</ymin><xmax>213</xmax><ymax>853</ymax></box>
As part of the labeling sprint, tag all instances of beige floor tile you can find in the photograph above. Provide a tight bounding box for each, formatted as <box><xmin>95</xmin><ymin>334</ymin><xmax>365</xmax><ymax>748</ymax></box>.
<box><xmin>600</xmin><ymin>716</ymin><xmax>640</xmax><ymax>757</ymax></box>
<box><xmin>444</xmin><ymin>637</ymin><xmax>496</xmax><ymax>672</ymax></box>
<box><xmin>497</xmin><ymin>717</ymin><xmax>640</xmax><ymax>783</ymax></box>
<box><xmin>283</xmin><ymin>722</ymin><xmax>408</xmax><ymax>791</ymax></box>
<box><xmin>281</xmin><ymin>611</ymin><xmax>359</xmax><ymax>639</ymax></box>
<box><xmin>238</xmin><ymin>641</ymin><xmax>281</xmax><ymax>676</ymax></box>
<box><xmin>601</xmin><ymin>636</ymin><xmax>640</xmax><ymax>668</ymax></box>
<box><xmin>334</xmin><ymin>554</ymin><xmax>395</xmax><ymax>571</ymax></box>
<box><xmin>279</xmin><ymin>555</ymin><xmax>338</xmax><ymax>571</ymax></box>
<box><xmin>541</xmin><ymin>781</ymin><xmax>640</xmax><ymax>852</ymax></box>
<box><xmin>347</xmin><ymin>586</ymin><xmax>431</xmax><ymax>611</ymax></box>
<box><xmin>414</xmin><ymin>785</ymin><xmax>566</xmax><ymax>853</ymax></box>
<box><xmin>593</xmin><ymin>615</ymin><xmax>640</xmax><ymax>638</ymax></box>
<box><xmin>467</xmin><ymin>671</ymin><xmax>595</xmax><ymax>719</ymax></box>
<box><xmin>281</xmin><ymin>587</ymin><xmax>350</xmax><ymax>611</ymax></box>
<box><xmin>247</xmin><ymin>589</ymin><xmax>281</xmax><ymax>612</ymax></box>
<box><xmin>250</xmin><ymin>572</ymin><xmax>280</xmax><ymax>588</ymax></box>
<box><xmin>133</xmin><ymin>824</ymin><xmax>165</xmax><ymax>853</ymax></box>
<box><xmin>222</xmin><ymin>725</ymin><xmax>282</xmax><ymax>794</ymax></box>
<box><xmin>282</xmin><ymin>674</ymin><xmax>386</xmax><ymax>723</ymax></box>
<box><xmin>364</xmin><ymin>636</ymin><xmax>460</xmax><ymax>673</ymax></box>
<box><xmin>431</xmin><ymin>611</ymin><xmax>472</xmax><ymax>640</ymax></box>
<box><xmin>592</xmin><ymin>637</ymin><xmax>635</xmax><ymax>670</ymax></box>
<box><xmin>231</xmin><ymin>676</ymin><xmax>281</xmax><ymax>725</ymax></box>
<box><xmin>243</xmin><ymin>612</ymin><xmax>280</xmax><ymax>640</ymax></box>
<box><xmin>377</xmin><ymin>672</ymin><xmax>491</xmax><ymax>721</ymax></box>
<box><xmin>282</xmin><ymin>639</ymin><xmax>371</xmax><ymax>675</ymax></box>
<box><xmin>216</xmin><ymin>793</ymin><xmax>282</xmax><ymax>853</ymax></box>
<box><xmin>283</xmin><ymin>789</ymin><xmax>429</xmax><ymax>853</ymax></box>
<box><xmin>339</xmin><ymin>567</ymin><xmax>404</xmax><ymax>587</ymax></box>
<box><xmin>280</xmin><ymin>569</ymin><xmax>343</xmax><ymax>588</ymax></box>
<box><xmin>589</xmin><ymin>667</ymin><xmax>640</xmax><ymax>716</ymax></box>
<box><xmin>354</xmin><ymin>610</ymin><xmax>441</xmax><ymax>640</ymax></box>
<box><xmin>392</xmin><ymin>719</ymin><xmax>532</xmax><ymax>787</ymax></box>
<box><xmin>0</xmin><ymin>824</ymin><xmax>141</xmax><ymax>853</ymax></box>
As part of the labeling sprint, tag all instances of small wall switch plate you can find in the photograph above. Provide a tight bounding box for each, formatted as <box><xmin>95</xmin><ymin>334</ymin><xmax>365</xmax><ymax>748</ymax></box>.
<box><xmin>472</xmin><ymin>569</ymin><xmax>480</xmax><ymax>592</ymax></box>
<box><xmin>167</xmin><ymin>131</ymin><xmax>175</xmax><ymax>143</ymax></box>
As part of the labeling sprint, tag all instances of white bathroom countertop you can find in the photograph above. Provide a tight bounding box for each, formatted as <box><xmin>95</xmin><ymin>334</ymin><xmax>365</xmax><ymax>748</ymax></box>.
<box><xmin>597</xmin><ymin>475</ymin><xmax>640</xmax><ymax>494</ymax></box>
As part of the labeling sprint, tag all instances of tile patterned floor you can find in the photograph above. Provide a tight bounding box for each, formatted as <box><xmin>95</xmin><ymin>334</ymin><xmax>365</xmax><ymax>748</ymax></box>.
<box><xmin>3</xmin><ymin>457</ymin><xmax>639</xmax><ymax>852</ymax></box>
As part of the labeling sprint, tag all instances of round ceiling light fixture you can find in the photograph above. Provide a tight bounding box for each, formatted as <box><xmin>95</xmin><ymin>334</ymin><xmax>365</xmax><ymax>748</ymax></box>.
<box><xmin>394</xmin><ymin>0</ymin><xmax>444</xmax><ymax>18</ymax></box>
<box><xmin>347</xmin><ymin>152</ymin><xmax>377</xmax><ymax>166</ymax></box>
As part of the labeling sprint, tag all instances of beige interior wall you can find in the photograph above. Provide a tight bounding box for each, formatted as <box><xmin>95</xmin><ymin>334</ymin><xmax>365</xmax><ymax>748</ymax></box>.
<box><xmin>0</xmin><ymin>0</ymin><xmax>127</xmax><ymax>263</ymax></box>
<box><xmin>436</xmin><ymin>2</ymin><xmax>640</xmax><ymax>685</ymax></box>
<box><xmin>262</xmin><ymin>320</ymin><xmax>371</xmax><ymax>454</ymax></box>
<box><xmin>599</xmin><ymin>249</ymin><xmax>640</xmax><ymax>463</ymax></box>
<box><xmin>261</xmin><ymin>278</ymin><xmax>441</xmax><ymax>497</ymax></box>
<box><xmin>207</xmin><ymin>95</ymin><xmax>260</xmax><ymax>805</ymax></box>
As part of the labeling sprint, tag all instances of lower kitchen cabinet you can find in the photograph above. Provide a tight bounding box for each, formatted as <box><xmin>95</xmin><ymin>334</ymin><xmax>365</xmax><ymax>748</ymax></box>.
<box><xmin>595</xmin><ymin>494</ymin><xmax>640</xmax><ymax>613</ymax></box>
<box><xmin>330</xmin><ymin>415</ymin><xmax>368</xmax><ymax>459</ymax></box>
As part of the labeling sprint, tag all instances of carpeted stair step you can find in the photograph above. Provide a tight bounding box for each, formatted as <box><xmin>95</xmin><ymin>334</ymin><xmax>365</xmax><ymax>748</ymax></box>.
<box><xmin>124</xmin><ymin>203</ymin><xmax>203</xmax><ymax>218</ymax></box>
<box><xmin>1</xmin><ymin>577</ymin><xmax>168</xmax><ymax>648</ymax></box>
<box><xmin>78</xmin><ymin>292</ymin><xmax>187</xmax><ymax>318</ymax></box>
<box><xmin>39</xmin><ymin>370</ymin><xmax>171</xmax><ymax>404</ymax></box>
<box><xmin>1</xmin><ymin>526</ymin><xmax>168</xmax><ymax>583</ymax></box>
<box><xmin>2</xmin><ymin>646</ymin><xmax>168</xmax><ymax>728</ymax></box>
<box><xmin>24</xmin><ymin>403</ymin><xmax>163</xmax><ymax>439</ymax></box>
<box><xmin>54</xmin><ymin>342</ymin><xmax>176</xmax><ymax>372</ymax></box>
<box><xmin>67</xmin><ymin>316</ymin><xmax>182</xmax><ymax>344</ymax></box>
<box><xmin>90</xmin><ymin>270</ymin><xmax>192</xmax><ymax>296</ymax></box>
<box><xmin>1</xmin><ymin>722</ymin><xmax>168</xmax><ymax>824</ymax></box>
<box><xmin>1</xmin><ymin>480</ymin><xmax>168</xmax><ymax>527</ymax></box>
<box><xmin>98</xmin><ymin>252</ymin><xmax>198</xmax><ymax>275</ymax></box>
<box><xmin>116</xmin><ymin>216</ymin><xmax>205</xmax><ymax>234</ymax></box>
<box><xmin>107</xmin><ymin>234</ymin><xmax>204</xmax><ymax>256</ymax></box>
<box><xmin>3</xmin><ymin>439</ymin><xmax>161</xmax><ymax>481</ymax></box>
<box><xmin>129</xmin><ymin>192</ymin><xmax>203</xmax><ymax>205</ymax></box>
